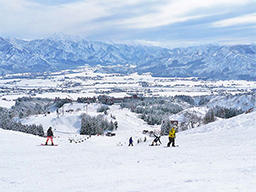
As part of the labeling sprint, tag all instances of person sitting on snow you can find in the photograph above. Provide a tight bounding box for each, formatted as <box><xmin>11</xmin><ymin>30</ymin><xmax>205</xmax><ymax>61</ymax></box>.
<box><xmin>151</xmin><ymin>134</ymin><xmax>162</xmax><ymax>146</ymax></box>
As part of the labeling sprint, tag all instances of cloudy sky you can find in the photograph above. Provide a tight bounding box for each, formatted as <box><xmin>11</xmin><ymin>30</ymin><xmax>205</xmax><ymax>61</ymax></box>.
<box><xmin>0</xmin><ymin>0</ymin><xmax>255</xmax><ymax>48</ymax></box>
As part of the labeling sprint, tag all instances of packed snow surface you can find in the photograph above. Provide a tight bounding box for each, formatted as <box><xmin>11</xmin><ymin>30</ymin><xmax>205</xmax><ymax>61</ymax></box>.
<box><xmin>1</xmin><ymin>104</ymin><xmax>256</xmax><ymax>192</ymax></box>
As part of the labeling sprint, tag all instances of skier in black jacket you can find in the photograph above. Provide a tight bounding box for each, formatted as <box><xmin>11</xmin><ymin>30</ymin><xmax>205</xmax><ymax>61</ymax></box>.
<box><xmin>45</xmin><ymin>127</ymin><xmax>54</xmax><ymax>145</ymax></box>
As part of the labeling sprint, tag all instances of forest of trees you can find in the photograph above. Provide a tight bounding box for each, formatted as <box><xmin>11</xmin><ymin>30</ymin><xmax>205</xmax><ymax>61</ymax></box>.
<box><xmin>0</xmin><ymin>97</ymin><xmax>57</xmax><ymax>136</ymax></box>
<box><xmin>203</xmin><ymin>106</ymin><xmax>243</xmax><ymax>124</ymax></box>
<box><xmin>120</xmin><ymin>96</ymin><xmax>195</xmax><ymax>125</ymax></box>
<box><xmin>121</xmin><ymin>95</ymin><xmax>248</xmax><ymax>131</ymax></box>
<box><xmin>80</xmin><ymin>114</ymin><xmax>117</xmax><ymax>135</ymax></box>
<box><xmin>0</xmin><ymin>92</ymin><xmax>253</xmax><ymax>137</ymax></box>
<box><xmin>0</xmin><ymin>107</ymin><xmax>44</xmax><ymax>136</ymax></box>
<box><xmin>11</xmin><ymin>97</ymin><xmax>54</xmax><ymax>119</ymax></box>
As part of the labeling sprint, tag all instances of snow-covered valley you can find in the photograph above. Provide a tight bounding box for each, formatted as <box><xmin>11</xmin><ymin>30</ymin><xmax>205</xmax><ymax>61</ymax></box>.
<box><xmin>1</xmin><ymin>103</ymin><xmax>255</xmax><ymax>192</ymax></box>
<box><xmin>1</xmin><ymin>67</ymin><xmax>256</xmax><ymax>102</ymax></box>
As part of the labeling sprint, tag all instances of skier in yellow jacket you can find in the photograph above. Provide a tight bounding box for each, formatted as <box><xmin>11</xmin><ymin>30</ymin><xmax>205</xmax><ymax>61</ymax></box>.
<box><xmin>167</xmin><ymin>127</ymin><xmax>176</xmax><ymax>147</ymax></box>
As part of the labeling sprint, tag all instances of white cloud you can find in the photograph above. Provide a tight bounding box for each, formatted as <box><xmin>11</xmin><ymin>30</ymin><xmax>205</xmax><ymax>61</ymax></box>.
<box><xmin>117</xmin><ymin>0</ymin><xmax>253</xmax><ymax>29</ymax></box>
<box><xmin>0</xmin><ymin>0</ymin><xmax>160</xmax><ymax>37</ymax></box>
<box><xmin>212</xmin><ymin>13</ymin><xmax>256</xmax><ymax>27</ymax></box>
<box><xmin>0</xmin><ymin>0</ymin><xmax>255</xmax><ymax>45</ymax></box>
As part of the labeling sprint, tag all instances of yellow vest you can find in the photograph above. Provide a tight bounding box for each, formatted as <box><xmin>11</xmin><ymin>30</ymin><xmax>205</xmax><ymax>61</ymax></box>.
<box><xmin>168</xmin><ymin>127</ymin><xmax>175</xmax><ymax>138</ymax></box>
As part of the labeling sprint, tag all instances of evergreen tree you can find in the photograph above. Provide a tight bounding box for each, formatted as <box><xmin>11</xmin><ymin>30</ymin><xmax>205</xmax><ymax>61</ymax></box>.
<box><xmin>160</xmin><ymin>119</ymin><xmax>172</xmax><ymax>135</ymax></box>
<box><xmin>203</xmin><ymin>109</ymin><xmax>215</xmax><ymax>124</ymax></box>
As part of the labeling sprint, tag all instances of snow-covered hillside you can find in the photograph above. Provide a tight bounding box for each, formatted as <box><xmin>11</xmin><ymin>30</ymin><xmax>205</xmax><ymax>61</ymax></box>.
<box><xmin>1</xmin><ymin>104</ymin><xmax>256</xmax><ymax>192</ymax></box>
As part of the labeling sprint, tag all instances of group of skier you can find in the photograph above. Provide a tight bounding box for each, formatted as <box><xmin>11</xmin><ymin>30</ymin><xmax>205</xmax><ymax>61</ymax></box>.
<box><xmin>45</xmin><ymin>124</ymin><xmax>177</xmax><ymax>147</ymax></box>
<box><xmin>128</xmin><ymin>125</ymin><xmax>177</xmax><ymax>147</ymax></box>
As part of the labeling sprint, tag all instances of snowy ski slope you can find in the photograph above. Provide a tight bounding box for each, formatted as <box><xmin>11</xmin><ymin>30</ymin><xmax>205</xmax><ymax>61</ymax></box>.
<box><xmin>0</xmin><ymin>104</ymin><xmax>256</xmax><ymax>192</ymax></box>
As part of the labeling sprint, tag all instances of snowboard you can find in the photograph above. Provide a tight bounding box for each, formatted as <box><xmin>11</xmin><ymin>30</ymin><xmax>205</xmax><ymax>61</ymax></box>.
<box><xmin>149</xmin><ymin>144</ymin><xmax>161</xmax><ymax>146</ymax></box>
<box><xmin>164</xmin><ymin>145</ymin><xmax>179</xmax><ymax>148</ymax></box>
<box><xmin>41</xmin><ymin>144</ymin><xmax>58</xmax><ymax>146</ymax></box>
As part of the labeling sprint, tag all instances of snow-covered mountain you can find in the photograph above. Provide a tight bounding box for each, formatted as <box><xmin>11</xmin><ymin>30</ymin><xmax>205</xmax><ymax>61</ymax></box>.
<box><xmin>0</xmin><ymin>33</ymin><xmax>256</xmax><ymax>80</ymax></box>
<box><xmin>1</xmin><ymin>103</ymin><xmax>256</xmax><ymax>192</ymax></box>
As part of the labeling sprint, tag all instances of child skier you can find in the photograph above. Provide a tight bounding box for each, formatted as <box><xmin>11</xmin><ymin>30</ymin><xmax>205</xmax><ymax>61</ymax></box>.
<box><xmin>45</xmin><ymin>127</ymin><xmax>54</xmax><ymax>145</ymax></box>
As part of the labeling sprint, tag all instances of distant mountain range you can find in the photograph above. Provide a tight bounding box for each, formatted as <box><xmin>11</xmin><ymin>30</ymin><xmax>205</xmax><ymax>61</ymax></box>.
<box><xmin>0</xmin><ymin>33</ymin><xmax>255</xmax><ymax>80</ymax></box>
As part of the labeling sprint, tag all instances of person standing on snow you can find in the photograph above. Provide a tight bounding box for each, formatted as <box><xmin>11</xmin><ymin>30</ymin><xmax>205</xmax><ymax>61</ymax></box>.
<box><xmin>167</xmin><ymin>126</ymin><xmax>176</xmax><ymax>147</ymax></box>
<box><xmin>128</xmin><ymin>137</ymin><xmax>133</xmax><ymax>146</ymax></box>
<box><xmin>45</xmin><ymin>127</ymin><xmax>54</xmax><ymax>145</ymax></box>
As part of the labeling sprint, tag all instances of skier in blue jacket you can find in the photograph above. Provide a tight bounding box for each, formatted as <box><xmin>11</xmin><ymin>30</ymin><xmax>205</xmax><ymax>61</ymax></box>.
<box><xmin>128</xmin><ymin>137</ymin><xmax>133</xmax><ymax>146</ymax></box>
